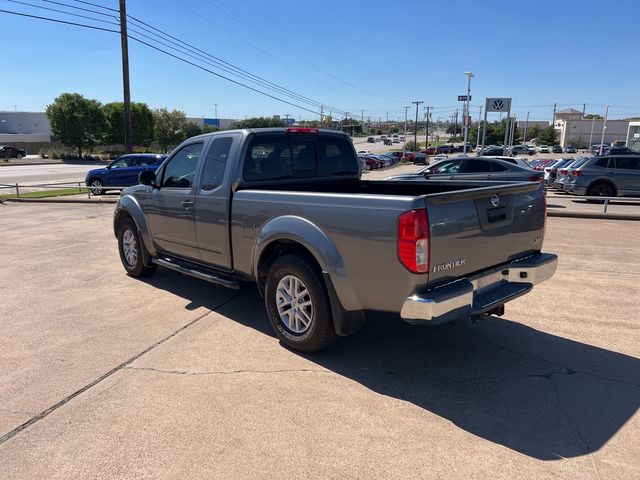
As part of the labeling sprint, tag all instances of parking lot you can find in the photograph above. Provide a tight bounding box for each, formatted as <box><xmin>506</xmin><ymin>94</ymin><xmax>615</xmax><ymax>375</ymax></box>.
<box><xmin>0</xmin><ymin>201</ymin><xmax>638</xmax><ymax>478</ymax></box>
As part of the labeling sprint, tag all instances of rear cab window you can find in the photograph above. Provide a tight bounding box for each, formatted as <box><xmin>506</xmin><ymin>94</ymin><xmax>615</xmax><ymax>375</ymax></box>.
<box><xmin>243</xmin><ymin>134</ymin><xmax>358</xmax><ymax>181</ymax></box>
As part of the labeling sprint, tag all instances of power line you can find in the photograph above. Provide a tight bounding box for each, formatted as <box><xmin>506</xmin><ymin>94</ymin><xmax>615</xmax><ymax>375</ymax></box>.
<box><xmin>127</xmin><ymin>34</ymin><xmax>321</xmax><ymax>116</ymax></box>
<box><xmin>0</xmin><ymin>7</ymin><xmax>119</xmax><ymax>32</ymax></box>
<box><xmin>5</xmin><ymin>0</ymin><xmax>118</xmax><ymax>25</ymax></box>
<box><xmin>125</xmin><ymin>14</ymin><xmax>353</xmax><ymax>116</ymax></box>
<box><xmin>40</xmin><ymin>0</ymin><xmax>117</xmax><ymax>18</ymax></box>
<box><xmin>69</xmin><ymin>0</ymin><xmax>117</xmax><ymax>12</ymax></box>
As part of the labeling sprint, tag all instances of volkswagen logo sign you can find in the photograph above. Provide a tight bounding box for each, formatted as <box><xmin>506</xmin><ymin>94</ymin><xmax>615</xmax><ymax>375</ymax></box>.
<box><xmin>492</xmin><ymin>99</ymin><xmax>504</xmax><ymax>111</ymax></box>
<box><xmin>490</xmin><ymin>194</ymin><xmax>500</xmax><ymax>208</ymax></box>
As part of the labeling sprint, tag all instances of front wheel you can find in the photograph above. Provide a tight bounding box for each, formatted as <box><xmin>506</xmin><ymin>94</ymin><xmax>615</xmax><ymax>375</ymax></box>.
<box><xmin>265</xmin><ymin>255</ymin><xmax>336</xmax><ymax>353</ymax></box>
<box><xmin>117</xmin><ymin>218</ymin><xmax>156</xmax><ymax>277</ymax></box>
<box><xmin>16</xmin><ymin>153</ymin><xmax>22</xmax><ymax>159</ymax></box>
<box><xmin>587</xmin><ymin>182</ymin><xmax>614</xmax><ymax>198</ymax></box>
<box><xmin>89</xmin><ymin>178</ymin><xmax>105</xmax><ymax>195</ymax></box>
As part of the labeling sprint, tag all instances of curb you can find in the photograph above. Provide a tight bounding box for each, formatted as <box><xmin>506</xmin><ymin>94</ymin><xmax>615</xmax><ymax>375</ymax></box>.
<box><xmin>547</xmin><ymin>210</ymin><xmax>640</xmax><ymax>221</ymax></box>
<box><xmin>4</xmin><ymin>197</ymin><xmax>117</xmax><ymax>205</ymax></box>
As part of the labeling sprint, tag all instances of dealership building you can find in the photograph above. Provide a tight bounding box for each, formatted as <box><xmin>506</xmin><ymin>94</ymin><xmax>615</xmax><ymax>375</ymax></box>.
<box><xmin>0</xmin><ymin>111</ymin><xmax>52</xmax><ymax>153</ymax></box>
<box><xmin>553</xmin><ymin>108</ymin><xmax>631</xmax><ymax>148</ymax></box>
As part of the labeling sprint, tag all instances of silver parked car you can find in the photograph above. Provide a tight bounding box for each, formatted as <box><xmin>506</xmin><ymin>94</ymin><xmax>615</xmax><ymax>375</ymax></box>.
<box><xmin>565</xmin><ymin>156</ymin><xmax>640</xmax><ymax>197</ymax></box>
<box><xmin>386</xmin><ymin>157</ymin><xmax>543</xmax><ymax>183</ymax></box>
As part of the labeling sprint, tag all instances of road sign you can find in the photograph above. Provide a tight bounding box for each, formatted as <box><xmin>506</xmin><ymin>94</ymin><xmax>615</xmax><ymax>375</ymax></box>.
<box><xmin>458</xmin><ymin>95</ymin><xmax>471</xmax><ymax>101</ymax></box>
<box><xmin>485</xmin><ymin>98</ymin><xmax>512</xmax><ymax>112</ymax></box>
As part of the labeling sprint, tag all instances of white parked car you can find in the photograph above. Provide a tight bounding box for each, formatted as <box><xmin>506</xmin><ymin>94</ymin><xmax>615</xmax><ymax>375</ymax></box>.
<box><xmin>357</xmin><ymin>150</ymin><xmax>372</xmax><ymax>155</ymax></box>
<box><xmin>538</xmin><ymin>145</ymin><xmax>549</xmax><ymax>153</ymax></box>
<box><xmin>433</xmin><ymin>154</ymin><xmax>448</xmax><ymax>162</ymax></box>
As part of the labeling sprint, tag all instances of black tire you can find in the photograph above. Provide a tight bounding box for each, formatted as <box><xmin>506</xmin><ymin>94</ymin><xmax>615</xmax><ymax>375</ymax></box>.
<box><xmin>89</xmin><ymin>178</ymin><xmax>105</xmax><ymax>195</ymax></box>
<box><xmin>264</xmin><ymin>254</ymin><xmax>336</xmax><ymax>353</ymax></box>
<box><xmin>587</xmin><ymin>182</ymin><xmax>615</xmax><ymax>198</ymax></box>
<box><xmin>16</xmin><ymin>153</ymin><xmax>22</xmax><ymax>159</ymax></box>
<box><xmin>117</xmin><ymin>218</ymin><xmax>156</xmax><ymax>277</ymax></box>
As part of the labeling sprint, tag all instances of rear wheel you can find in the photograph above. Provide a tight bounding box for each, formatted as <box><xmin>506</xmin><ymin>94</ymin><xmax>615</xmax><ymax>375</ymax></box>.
<box><xmin>15</xmin><ymin>153</ymin><xmax>22</xmax><ymax>159</ymax></box>
<box><xmin>587</xmin><ymin>182</ymin><xmax>614</xmax><ymax>198</ymax></box>
<box><xmin>265</xmin><ymin>255</ymin><xmax>336</xmax><ymax>353</ymax></box>
<box><xmin>89</xmin><ymin>178</ymin><xmax>105</xmax><ymax>195</ymax></box>
<box><xmin>117</xmin><ymin>218</ymin><xmax>156</xmax><ymax>277</ymax></box>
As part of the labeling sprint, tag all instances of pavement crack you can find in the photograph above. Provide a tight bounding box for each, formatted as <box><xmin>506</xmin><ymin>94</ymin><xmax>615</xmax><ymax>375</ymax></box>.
<box><xmin>123</xmin><ymin>366</ymin><xmax>331</xmax><ymax>376</ymax></box>
<box><xmin>0</xmin><ymin>289</ymin><xmax>249</xmax><ymax>446</ymax></box>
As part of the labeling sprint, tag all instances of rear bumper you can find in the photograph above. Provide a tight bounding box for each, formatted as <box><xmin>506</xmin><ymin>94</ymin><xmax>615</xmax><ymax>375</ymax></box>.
<box><xmin>400</xmin><ymin>252</ymin><xmax>558</xmax><ymax>325</ymax></box>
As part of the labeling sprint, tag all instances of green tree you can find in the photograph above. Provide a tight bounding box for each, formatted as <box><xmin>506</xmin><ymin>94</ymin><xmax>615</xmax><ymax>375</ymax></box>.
<box><xmin>103</xmin><ymin>101</ymin><xmax>155</xmax><ymax>146</ymax></box>
<box><xmin>45</xmin><ymin>93</ymin><xmax>105</xmax><ymax>157</ymax></box>
<box><xmin>525</xmin><ymin>124</ymin><xmax>541</xmax><ymax>142</ymax></box>
<box><xmin>154</xmin><ymin>108</ymin><xmax>187</xmax><ymax>152</ymax></box>
<box><xmin>538</xmin><ymin>126</ymin><xmax>558</xmax><ymax>145</ymax></box>
<box><xmin>584</xmin><ymin>114</ymin><xmax>604</xmax><ymax>119</ymax></box>
<box><xmin>184</xmin><ymin>121</ymin><xmax>204</xmax><ymax>138</ymax></box>
<box><xmin>232</xmin><ymin>116</ymin><xmax>285</xmax><ymax>128</ymax></box>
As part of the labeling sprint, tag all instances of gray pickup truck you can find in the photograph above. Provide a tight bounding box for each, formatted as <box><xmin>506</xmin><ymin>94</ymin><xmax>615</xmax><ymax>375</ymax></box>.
<box><xmin>113</xmin><ymin>128</ymin><xmax>557</xmax><ymax>352</ymax></box>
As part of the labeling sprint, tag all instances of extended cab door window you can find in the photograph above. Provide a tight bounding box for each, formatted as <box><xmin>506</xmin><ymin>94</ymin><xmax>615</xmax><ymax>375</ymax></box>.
<box><xmin>200</xmin><ymin>137</ymin><xmax>233</xmax><ymax>190</ymax></box>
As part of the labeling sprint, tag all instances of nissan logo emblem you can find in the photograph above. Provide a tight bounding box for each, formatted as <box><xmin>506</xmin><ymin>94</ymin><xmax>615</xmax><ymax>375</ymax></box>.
<box><xmin>490</xmin><ymin>194</ymin><xmax>500</xmax><ymax>207</ymax></box>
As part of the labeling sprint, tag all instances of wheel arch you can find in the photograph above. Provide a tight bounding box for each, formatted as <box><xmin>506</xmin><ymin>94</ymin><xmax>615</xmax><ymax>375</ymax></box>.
<box><xmin>113</xmin><ymin>195</ymin><xmax>157</xmax><ymax>257</ymax></box>
<box><xmin>586</xmin><ymin>177</ymin><xmax>618</xmax><ymax>196</ymax></box>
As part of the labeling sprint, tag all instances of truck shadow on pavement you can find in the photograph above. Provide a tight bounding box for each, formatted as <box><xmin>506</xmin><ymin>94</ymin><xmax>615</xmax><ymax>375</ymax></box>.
<box><xmin>146</xmin><ymin>273</ymin><xmax>640</xmax><ymax>461</ymax></box>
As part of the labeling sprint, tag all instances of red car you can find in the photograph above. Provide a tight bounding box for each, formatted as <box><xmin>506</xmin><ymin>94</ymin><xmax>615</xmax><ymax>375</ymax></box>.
<box><xmin>420</xmin><ymin>146</ymin><xmax>440</xmax><ymax>155</ymax></box>
<box><xmin>363</xmin><ymin>155</ymin><xmax>382</xmax><ymax>169</ymax></box>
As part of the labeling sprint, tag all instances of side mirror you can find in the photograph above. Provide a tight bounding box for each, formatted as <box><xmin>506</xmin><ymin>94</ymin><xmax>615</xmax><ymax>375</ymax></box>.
<box><xmin>139</xmin><ymin>169</ymin><xmax>158</xmax><ymax>187</ymax></box>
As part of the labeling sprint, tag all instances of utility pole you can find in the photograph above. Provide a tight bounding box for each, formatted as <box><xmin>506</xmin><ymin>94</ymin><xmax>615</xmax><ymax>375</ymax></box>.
<box><xmin>284</xmin><ymin>113</ymin><xmax>290</xmax><ymax>125</ymax></box>
<box><xmin>552</xmin><ymin>102</ymin><xmax>557</xmax><ymax>127</ymax></box>
<box><xmin>361</xmin><ymin>109</ymin><xmax>364</xmax><ymax>134</ymax></box>
<box><xmin>424</xmin><ymin>106</ymin><xmax>431</xmax><ymax>147</ymax></box>
<box><xmin>523</xmin><ymin>111</ymin><xmax>529</xmax><ymax>144</ymax></box>
<box><xmin>582</xmin><ymin>103</ymin><xmax>586</xmax><ymax>117</ymax></box>
<box><xmin>320</xmin><ymin>105</ymin><xmax>323</xmax><ymax>127</ymax></box>
<box><xmin>119</xmin><ymin>0</ymin><xmax>133</xmax><ymax>154</ymax></box>
<box><xmin>476</xmin><ymin>106</ymin><xmax>483</xmax><ymax>148</ymax></box>
<box><xmin>411</xmin><ymin>101</ymin><xmax>423</xmax><ymax>148</ymax></box>
<box><xmin>599</xmin><ymin>104</ymin><xmax>610</xmax><ymax>155</ymax></box>
<box><xmin>403</xmin><ymin>106</ymin><xmax>410</xmax><ymax>157</ymax></box>
<box><xmin>215</xmin><ymin>103</ymin><xmax>218</xmax><ymax>119</ymax></box>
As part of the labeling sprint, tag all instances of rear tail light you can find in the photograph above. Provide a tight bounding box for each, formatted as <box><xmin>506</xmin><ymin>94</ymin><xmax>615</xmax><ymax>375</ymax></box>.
<box><xmin>398</xmin><ymin>209</ymin><xmax>429</xmax><ymax>274</ymax></box>
<box><xmin>560</xmin><ymin>169</ymin><xmax>568</xmax><ymax>174</ymax></box>
<box><xmin>572</xmin><ymin>170</ymin><xmax>583</xmax><ymax>176</ymax></box>
<box><xmin>528</xmin><ymin>175</ymin><xmax>543</xmax><ymax>182</ymax></box>
<box><xmin>286</xmin><ymin>127</ymin><xmax>319</xmax><ymax>134</ymax></box>
<box><xmin>544</xmin><ymin>168</ymin><xmax>551</xmax><ymax>172</ymax></box>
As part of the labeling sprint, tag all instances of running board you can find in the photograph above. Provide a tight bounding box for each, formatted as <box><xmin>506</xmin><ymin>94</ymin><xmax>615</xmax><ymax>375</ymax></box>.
<box><xmin>152</xmin><ymin>258</ymin><xmax>240</xmax><ymax>289</ymax></box>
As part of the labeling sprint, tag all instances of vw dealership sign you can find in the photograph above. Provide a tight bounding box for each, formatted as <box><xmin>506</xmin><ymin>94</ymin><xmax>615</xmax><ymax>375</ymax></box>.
<box><xmin>485</xmin><ymin>97</ymin><xmax>512</xmax><ymax>112</ymax></box>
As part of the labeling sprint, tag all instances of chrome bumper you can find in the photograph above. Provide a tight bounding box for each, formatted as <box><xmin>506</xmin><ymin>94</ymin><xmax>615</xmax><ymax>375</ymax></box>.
<box><xmin>401</xmin><ymin>253</ymin><xmax>558</xmax><ymax>325</ymax></box>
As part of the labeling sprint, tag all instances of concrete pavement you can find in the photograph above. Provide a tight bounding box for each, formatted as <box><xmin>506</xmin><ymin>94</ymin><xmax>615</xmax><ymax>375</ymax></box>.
<box><xmin>0</xmin><ymin>162</ymin><xmax>102</xmax><ymax>185</ymax></box>
<box><xmin>0</xmin><ymin>202</ymin><xmax>638</xmax><ymax>478</ymax></box>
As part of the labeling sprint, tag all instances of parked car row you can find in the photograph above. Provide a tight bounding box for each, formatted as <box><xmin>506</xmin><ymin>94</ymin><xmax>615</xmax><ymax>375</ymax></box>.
<box><xmin>366</xmin><ymin>134</ymin><xmax>405</xmax><ymax>144</ymax></box>
<box><xmin>544</xmin><ymin>155</ymin><xmax>640</xmax><ymax>197</ymax></box>
<box><xmin>358</xmin><ymin>151</ymin><xmax>403</xmax><ymax>170</ymax></box>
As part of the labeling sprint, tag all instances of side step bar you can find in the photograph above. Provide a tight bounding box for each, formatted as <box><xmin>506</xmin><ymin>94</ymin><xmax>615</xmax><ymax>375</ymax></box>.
<box><xmin>152</xmin><ymin>258</ymin><xmax>241</xmax><ymax>289</ymax></box>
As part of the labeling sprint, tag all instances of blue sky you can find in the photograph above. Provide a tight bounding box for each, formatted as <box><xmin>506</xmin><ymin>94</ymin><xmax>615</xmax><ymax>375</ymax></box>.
<box><xmin>1</xmin><ymin>0</ymin><xmax>639</xmax><ymax>121</ymax></box>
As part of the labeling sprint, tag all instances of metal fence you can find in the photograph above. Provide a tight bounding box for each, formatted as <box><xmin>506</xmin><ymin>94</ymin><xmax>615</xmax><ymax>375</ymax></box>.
<box><xmin>546</xmin><ymin>193</ymin><xmax>640</xmax><ymax>213</ymax></box>
<box><xmin>0</xmin><ymin>181</ymin><xmax>125</xmax><ymax>199</ymax></box>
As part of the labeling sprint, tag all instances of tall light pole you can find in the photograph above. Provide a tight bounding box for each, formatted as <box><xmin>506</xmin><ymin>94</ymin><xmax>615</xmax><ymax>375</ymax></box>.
<box><xmin>411</xmin><ymin>101</ymin><xmax>423</xmax><ymax>149</ymax></box>
<box><xmin>523</xmin><ymin>111</ymin><xmax>529</xmax><ymax>144</ymax></box>
<box><xmin>588</xmin><ymin>116</ymin><xmax>596</xmax><ymax>151</ymax></box>
<box><xmin>424</xmin><ymin>106</ymin><xmax>431</xmax><ymax>147</ymax></box>
<box><xmin>462</xmin><ymin>71</ymin><xmax>474</xmax><ymax>154</ymax></box>
<box><xmin>599</xmin><ymin>104</ymin><xmax>610</xmax><ymax>155</ymax></box>
<box><xmin>403</xmin><ymin>106</ymin><xmax>410</xmax><ymax>157</ymax></box>
<box><xmin>215</xmin><ymin>103</ymin><xmax>218</xmax><ymax>119</ymax></box>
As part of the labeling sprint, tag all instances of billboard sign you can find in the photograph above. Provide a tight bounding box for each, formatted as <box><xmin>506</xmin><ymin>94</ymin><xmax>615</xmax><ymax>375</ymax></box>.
<box><xmin>485</xmin><ymin>98</ymin><xmax>512</xmax><ymax>112</ymax></box>
<box><xmin>203</xmin><ymin>118</ymin><xmax>220</xmax><ymax>127</ymax></box>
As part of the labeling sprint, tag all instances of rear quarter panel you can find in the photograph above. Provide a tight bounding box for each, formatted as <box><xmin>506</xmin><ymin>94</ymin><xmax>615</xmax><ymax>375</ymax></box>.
<box><xmin>231</xmin><ymin>190</ymin><xmax>427</xmax><ymax>313</ymax></box>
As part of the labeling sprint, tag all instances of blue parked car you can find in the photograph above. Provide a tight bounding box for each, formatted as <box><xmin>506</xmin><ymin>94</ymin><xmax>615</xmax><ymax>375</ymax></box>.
<box><xmin>85</xmin><ymin>154</ymin><xmax>167</xmax><ymax>195</ymax></box>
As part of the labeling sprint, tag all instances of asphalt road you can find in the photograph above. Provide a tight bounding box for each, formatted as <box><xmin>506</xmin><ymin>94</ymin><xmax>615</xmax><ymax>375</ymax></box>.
<box><xmin>0</xmin><ymin>202</ymin><xmax>638</xmax><ymax>478</ymax></box>
<box><xmin>0</xmin><ymin>163</ymin><xmax>99</xmax><ymax>185</ymax></box>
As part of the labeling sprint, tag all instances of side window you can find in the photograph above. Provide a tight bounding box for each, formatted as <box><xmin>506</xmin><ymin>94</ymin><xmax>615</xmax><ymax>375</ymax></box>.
<box><xmin>201</xmin><ymin>137</ymin><xmax>233</xmax><ymax>190</ymax></box>
<box><xmin>594</xmin><ymin>158</ymin><xmax>610</xmax><ymax>168</ymax></box>
<box><xmin>243</xmin><ymin>138</ymin><xmax>289</xmax><ymax>181</ymax></box>
<box><xmin>462</xmin><ymin>159</ymin><xmax>492</xmax><ymax>173</ymax></box>
<box><xmin>110</xmin><ymin>157</ymin><xmax>130</xmax><ymax>169</ymax></box>
<box><xmin>491</xmin><ymin>162</ymin><xmax>508</xmax><ymax>172</ymax></box>
<box><xmin>318</xmin><ymin>138</ymin><xmax>358</xmax><ymax>176</ymax></box>
<box><xmin>430</xmin><ymin>160</ymin><xmax>461</xmax><ymax>174</ymax></box>
<box><xmin>162</xmin><ymin>143</ymin><xmax>203</xmax><ymax>188</ymax></box>
<box><xmin>614</xmin><ymin>157</ymin><xmax>640</xmax><ymax>170</ymax></box>
<box><xmin>138</xmin><ymin>157</ymin><xmax>158</xmax><ymax>167</ymax></box>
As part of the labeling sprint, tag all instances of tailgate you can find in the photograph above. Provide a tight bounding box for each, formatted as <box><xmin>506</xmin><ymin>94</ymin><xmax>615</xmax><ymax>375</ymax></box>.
<box><xmin>425</xmin><ymin>182</ymin><xmax>545</xmax><ymax>285</ymax></box>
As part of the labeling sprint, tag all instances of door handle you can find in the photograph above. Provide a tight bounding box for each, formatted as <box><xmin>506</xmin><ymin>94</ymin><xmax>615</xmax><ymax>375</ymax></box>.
<box><xmin>181</xmin><ymin>199</ymin><xmax>194</xmax><ymax>208</ymax></box>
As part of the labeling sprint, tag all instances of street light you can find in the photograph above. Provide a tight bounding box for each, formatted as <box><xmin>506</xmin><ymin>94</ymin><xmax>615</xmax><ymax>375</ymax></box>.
<box><xmin>599</xmin><ymin>104</ymin><xmax>610</xmax><ymax>155</ymax></box>
<box><xmin>462</xmin><ymin>71</ymin><xmax>474</xmax><ymax>155</ymax></box>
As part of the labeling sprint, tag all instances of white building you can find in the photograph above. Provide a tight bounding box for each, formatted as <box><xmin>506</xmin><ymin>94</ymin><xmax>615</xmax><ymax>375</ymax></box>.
<box><xmin>0</xmin><ymin>111</ymin><xmax>52</xmax><ymax>148</ymax></box>
<box><xmin>626</xmin><ymin>121</ymin><xmax>640</xmax><ymax>152</ymax></box>
<box><xmin>552</xmin><ymin>109</ymin><xmax>630</xmax><ymax>147</ymax></box>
